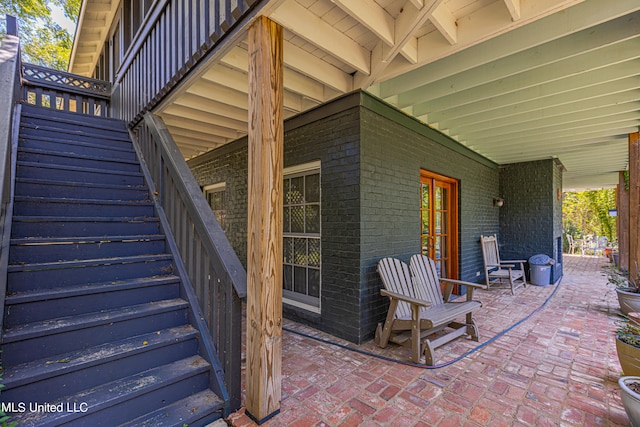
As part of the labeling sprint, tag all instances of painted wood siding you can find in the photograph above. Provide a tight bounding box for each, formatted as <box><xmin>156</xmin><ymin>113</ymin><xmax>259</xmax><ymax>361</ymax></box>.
<box><xmin>112</xmin><ymin>0</ymin><xmax>261</xmax><ymax>125</ymax></box>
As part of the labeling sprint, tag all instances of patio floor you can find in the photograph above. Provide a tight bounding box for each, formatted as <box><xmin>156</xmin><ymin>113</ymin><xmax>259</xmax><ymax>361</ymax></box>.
<box><xmin>227</xmin><ymin>255</ymin><xmax>629</xmax><ymax>426</ymax></box>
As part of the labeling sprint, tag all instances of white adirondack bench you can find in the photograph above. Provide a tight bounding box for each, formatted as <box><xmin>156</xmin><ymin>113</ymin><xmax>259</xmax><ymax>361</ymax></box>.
<box><xmin>480</xmin><ymin>234</ymin><xmax>526</xmax><ymax>295</ymax></box>
<box><xmin>376</xmin><ymin>255</ymin><xmax>486</xmax><ymax>365</ymax></box>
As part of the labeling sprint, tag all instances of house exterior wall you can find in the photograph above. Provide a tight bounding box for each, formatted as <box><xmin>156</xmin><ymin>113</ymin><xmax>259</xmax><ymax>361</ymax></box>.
<box><xmin>358</xmin><ymin>95</ymin><xmax>500</xmax><ymax>338</ymax></box>
<box><xmin>190</xmin><ymin>95</ymin><xmax>363</xmax><ymax>342</ymax></box>
<box><xmin>499</xmin><ymin>159</ymin><xmax>564</xmax><ymax>284</ymax></box>
<box><xmin>188</xmin><ymin>91</ymin><xmax>505</xmax><ymax>343</ymax></box>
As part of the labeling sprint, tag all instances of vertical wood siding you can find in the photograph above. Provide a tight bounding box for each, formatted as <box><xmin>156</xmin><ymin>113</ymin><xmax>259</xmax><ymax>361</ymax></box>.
<box><xmin>113</xmin><ymin>0</ymin><xmax>259</xmax><ymax>125</ymax></box>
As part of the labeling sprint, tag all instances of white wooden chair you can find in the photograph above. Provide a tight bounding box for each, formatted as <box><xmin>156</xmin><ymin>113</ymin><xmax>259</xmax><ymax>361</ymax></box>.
<box><xmin>566</xmin><ymin>234</ymin><xmax>576</xmax><ymax>254</ymax></box>
<box><xmin>376</xmin><ymin>255</ymin><xmax>485</xmax><ymax>365</ymax></box>
<box><xmin>480</xmin><ymin>234</ymin><xmax>526</xmax><ymax>295</ymax></box>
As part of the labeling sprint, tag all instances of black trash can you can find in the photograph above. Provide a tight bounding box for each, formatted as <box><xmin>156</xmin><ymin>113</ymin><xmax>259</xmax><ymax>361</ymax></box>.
<box><xmin>528</xmin><ymin>254</ymin><xmax>554</xmax><ymax>286</ymax></box>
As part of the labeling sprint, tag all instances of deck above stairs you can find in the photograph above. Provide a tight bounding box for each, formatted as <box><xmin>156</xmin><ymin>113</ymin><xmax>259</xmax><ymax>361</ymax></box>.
<box><xmin>1</xmin><ymin>104</ymin><xmax>226</xmax><ymax>426</ymax></box>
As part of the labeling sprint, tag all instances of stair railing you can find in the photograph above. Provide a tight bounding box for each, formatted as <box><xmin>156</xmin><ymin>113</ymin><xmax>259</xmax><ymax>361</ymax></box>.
<box><xmin>0</xmin><ymin>15</ymin><xmax>22</xmax><ymax>334</ymax></box>
<box><xmin>21</xmin><ymin>63</ymin><xmax>111</xmax><ymax>117</ymax></box>
<box><xmin>133</xmin><ymin>113</ymin><xmax>247</xmax><ymax>413</ymax></box>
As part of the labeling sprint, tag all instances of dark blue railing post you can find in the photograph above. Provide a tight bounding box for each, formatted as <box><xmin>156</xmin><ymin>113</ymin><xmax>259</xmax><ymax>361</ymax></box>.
<box><xmin>5</xmin><ymin>15</ymin><xmax>17</xmax><ymax>36</ymax></box>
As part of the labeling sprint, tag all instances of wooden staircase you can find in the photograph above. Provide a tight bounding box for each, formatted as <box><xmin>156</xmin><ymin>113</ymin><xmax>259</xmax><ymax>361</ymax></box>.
<box><xmin>1</xmin><ymin>104</ymin><xmax>226</xmax><ymax>426</ymax></box>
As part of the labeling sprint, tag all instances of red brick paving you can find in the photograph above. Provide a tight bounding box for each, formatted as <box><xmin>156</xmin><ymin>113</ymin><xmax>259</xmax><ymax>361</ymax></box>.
<box><xmin>226</xmin><ymin>255</ymin><xmax>629</xmax><ymax>426</ymax></box>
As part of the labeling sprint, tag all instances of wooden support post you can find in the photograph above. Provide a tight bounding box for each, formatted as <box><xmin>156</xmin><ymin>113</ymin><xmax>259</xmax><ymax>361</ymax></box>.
<box><xmin>619</xmin><ymin>171</ymin><xmax>630</xmax><ymax>271</ymax></box>
<box><xmin>245</xmin><ymin>16</ymin><xmax>284</xmax><ymax>425</ymax></box>
<box><xmin>630</xmin><ymin>132</ymin><xmax>640</xmax><ymax>276</ymax></box>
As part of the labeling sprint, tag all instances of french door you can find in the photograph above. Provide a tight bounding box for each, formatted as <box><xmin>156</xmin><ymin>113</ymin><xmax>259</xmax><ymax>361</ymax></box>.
<box><xmin>420</xmin><ymin>170</ymin><xmax>459</xmax><ymax>281</ymax></box>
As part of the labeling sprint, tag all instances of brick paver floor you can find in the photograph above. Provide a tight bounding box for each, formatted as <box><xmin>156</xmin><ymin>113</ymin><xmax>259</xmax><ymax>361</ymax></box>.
<box><xmin>227</xmin><ymin>255</ymin><xmax>630</xmax><ymax>426</ymax></box>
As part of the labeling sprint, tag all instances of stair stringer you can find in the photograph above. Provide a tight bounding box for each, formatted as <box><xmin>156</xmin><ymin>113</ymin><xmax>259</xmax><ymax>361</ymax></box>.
<box><xmin>0</xmin><ymin>103</ymin><xmax>21</xmax><ymax>335</ymax></box>
<box><xmin>128</xmin><ymin>129</ymin><xmax>232</xmax><ymax>417</ymax></box>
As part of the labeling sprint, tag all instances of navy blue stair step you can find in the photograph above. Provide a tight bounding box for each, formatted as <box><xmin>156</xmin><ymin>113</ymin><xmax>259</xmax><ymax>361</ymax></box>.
<box><xmin>17</xmin><ymin>147</ymin><xmax>141</xmax><ymax>172</ymax></box>
<box><xmin>21</xmin><ymin>104</ymin><xmax>129</xmax><ymax>132</ymax></box>
<box><xmin>120</xmin><ymin>389</ymin><xmax>223</xmax><ymax>427</ymax></box>
<box><xmin>7</xmin><ymin>253</ymin><xmax>173</xmax><ymax>292</ymax></box>
<box><xmin>8</xmin><ymin>355</ymin><xmax>212</xmax><ymax>427</ymax></box>
<box><xmin>18</xmin><ymin>128</ymin><xmax>134</xmax><ymax>151</ymax></box>
<box><xmin>13</xmin><ymin>196</ymin><xmax>155</xmax><ymax>217</ymax></box>
<box><xmin>9</xmin><ymin>234</ymin><xmax>166</xmax><ymax>263</ymax></box>
<box><xmin>15</xmin><ymin>177</ymin><xmax>149</xmax><ymax>201</ymax></box>
<box><xmin>1</xmin><ymin>298</ymin><xmax>189</xmax><ymax>366</ymax></box>
<box><xmin>16</xmin><ymin>161</ymin><xmax>145</xmax><ymax>186</ymax></box>
<box><xmin>20</xmin><ymin>120</ymin><xmax>131</xmax><ymax>143</ymax></box>
<box><xmin>5</xmin><ymin>275</ymin><xmax>180</xmax><ymax>325</ymax></box>
<box><xmin>2</xmin><ymin>325</ymin><xmax>199</xmax><ymax>403</ymax></box>
<box><xmin>11</xmin><ymin>216</ymin><xmax>161</xmax><ymax>238</ymax></box>
<box><xmin>19</xmin><ymin>134</ymin><xmax>136</xmax><ymax>159</ymax></box>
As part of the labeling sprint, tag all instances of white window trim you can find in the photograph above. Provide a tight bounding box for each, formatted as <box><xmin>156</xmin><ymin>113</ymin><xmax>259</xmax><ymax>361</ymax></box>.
<box><xmin>203</xmin><ymin>182</ymin><xmax>226</xmax><ymax>192</ymax></box>
<box><xmin>283</xmin><ymin>161</ymin><xmax>321</xmax><ymax>314</ymax></box>
<box><xmin>284</xmin><ymin>160</ymin><xmax>321</xmax><ymax>176</ymax></box>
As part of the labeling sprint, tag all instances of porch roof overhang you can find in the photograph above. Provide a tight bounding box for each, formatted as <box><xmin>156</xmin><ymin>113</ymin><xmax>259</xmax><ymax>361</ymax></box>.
<box><xmin>68</xmin><ymin>0</ymin><xmax>118</xmax><ymax>76</ymax></box>
<box><xmin>72</xmin><ymin>0</ymin><xmax>640</xmax><ymax>192</ymax></box>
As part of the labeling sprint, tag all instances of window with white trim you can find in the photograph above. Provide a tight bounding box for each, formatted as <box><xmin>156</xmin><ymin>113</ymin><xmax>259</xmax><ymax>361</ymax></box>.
<box><xmin>283</xmin><ymin>162</ymin><xmax>321</xmax><ymax>312</ymax></box>
<box><xmin>203</xmin><ymin>182</ymin><xmax>226</xmax><ymax>228</ymax></box>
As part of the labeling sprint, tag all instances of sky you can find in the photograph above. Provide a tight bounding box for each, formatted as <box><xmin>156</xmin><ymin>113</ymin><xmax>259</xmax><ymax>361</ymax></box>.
<box><xmin>51</xmin><ymin>4</ymin><xmax>77</xmax><ymax>35</ymax></box>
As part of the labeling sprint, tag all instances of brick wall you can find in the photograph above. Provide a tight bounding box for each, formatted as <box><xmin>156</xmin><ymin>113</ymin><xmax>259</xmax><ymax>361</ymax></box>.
<box><xmin>188</xmin><ymin>91</ymin><xmax>502</xmax><ymax>343</ymax></box>
<box><xmin>189</xmin><ymin>96</ymin><xmax>363</xmax><ymax>342</ymax></box>
<box><xmin>359</xmin><ymin>97</ymin><xmax>500</xmax><ymax>337</ymax></box>
<box><xmin>499</xmin><ymin>159</ymin><xmax>564</xmax><ymax>284</ymax></box>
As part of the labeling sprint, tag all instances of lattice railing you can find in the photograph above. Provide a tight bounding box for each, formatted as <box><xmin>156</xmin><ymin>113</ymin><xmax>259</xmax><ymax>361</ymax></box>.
<box><xmin>22</xmin><ymin>63</ymin><xmax>111</xmax><ymax>117</ymax></box>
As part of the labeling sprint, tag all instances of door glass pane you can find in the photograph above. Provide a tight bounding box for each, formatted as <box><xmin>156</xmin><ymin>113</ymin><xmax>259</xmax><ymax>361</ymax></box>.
<box><xmin>440</xmin><ymin>187</ymin><xmax>448</xmax><ymax>211</ymax></box>
<box><xmin>421</xmin><ymin>237</ymin><xmax>430</xmax><ymax>255</ymax></box>
<box><xmin>438</xmin><ymin>212</ymin><xmax>448</xmax><ymax>234</ymax></box>
<box><xmin>434</xmin><ymin>236</ymin><xmax>441</xmax><ymax>259</ymax></box>
<box><xmin>436</xmin><ymin>186</ymin><xmax>442</xmax><ymax>210</ymax></box>
<box><xmin>421</xmin><ymin>183</ymin><xmax>429</xmax><ymax>208</ymax></box>
<box><xmin>441</xmin><ymin>237</ymin><xmax>448</xmax><ymax>258</ymax></box>
<box><xmin>421</xmin><ymin>210</ymin><xmax>430</xmax><ymax>235</ymax></box>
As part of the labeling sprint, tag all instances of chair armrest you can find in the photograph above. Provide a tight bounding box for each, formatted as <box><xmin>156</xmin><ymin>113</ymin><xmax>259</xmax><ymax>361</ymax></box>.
<box><xmin>440</xmin><ymin>278</ymin><xmax>487</xmax><ymax>301</ymax></box>
<box><xmin>440</xmin><ymin>278</ymin><xmax>487</xmax><ymax>290</ymax></box>
<box><xmin>502</xmin><ymin>259</ymin><xmax>527</xmax><ymax>263</ymax></box>
<box><xmin>380</xmin><ymin>289</ymin><xmax>433</xmax><ymax>308</ymax></box>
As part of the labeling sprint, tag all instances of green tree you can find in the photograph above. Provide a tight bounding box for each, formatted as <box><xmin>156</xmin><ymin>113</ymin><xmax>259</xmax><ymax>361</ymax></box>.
<box><xmin>1</xmin><ymin>0</ymin><xmax>80</xmax><ymax>70</ymax></box>
<box><xmin>563</xmin><ymin>189</ymin><xmax>617</xmax><ymax>242</ymax></box>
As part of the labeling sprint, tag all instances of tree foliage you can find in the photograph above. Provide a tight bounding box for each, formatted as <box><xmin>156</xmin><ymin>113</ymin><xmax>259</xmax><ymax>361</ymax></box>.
<box><xmin>1</xmin><ymin>0</ymin><xmax>80</xmax><ymax>70</ymax></box>
<box><xmin>563</xmin><ymin>189</ymin><xmax>617</xmax><ymax>242</ymax></box>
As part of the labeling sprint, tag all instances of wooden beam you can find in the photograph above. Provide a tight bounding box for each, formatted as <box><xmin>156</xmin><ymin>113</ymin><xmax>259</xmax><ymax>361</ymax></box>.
<box><xmin>630</xmin><ymin>132</ymin><xmax>640</xmax><ymax>276</ymax></box>
<box><xmin>245</xmin><ymin>16</ymin><xmax>283</xmax><ymax>425</ymax></box>
<box><xmin>430</xmin><ymin>3</ymin><xmax>457</xmax><ymax>45</ymax></box>
<box><xmin>377</xmin><ymin>0</ymin><xmax>640</xmax><ymax>93</ymax></box>
<box><xmin>503</xmin><ymin>0</ymin><xmax>521</xmax><ymax>20</ymax></box>
<box><xmin>356</xmin><ymin>0</ymin><xmax>443</xmax><ymax>88</ymax></box>
<box><xmin>270</xmin><ymin>1</ymin><xmax>370</xmax><ymax>74</ymax></box>
<box><xmin>619</xmin><ymin>171</ymin><xmax>630</xmax><ymax>271</ymax></box>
